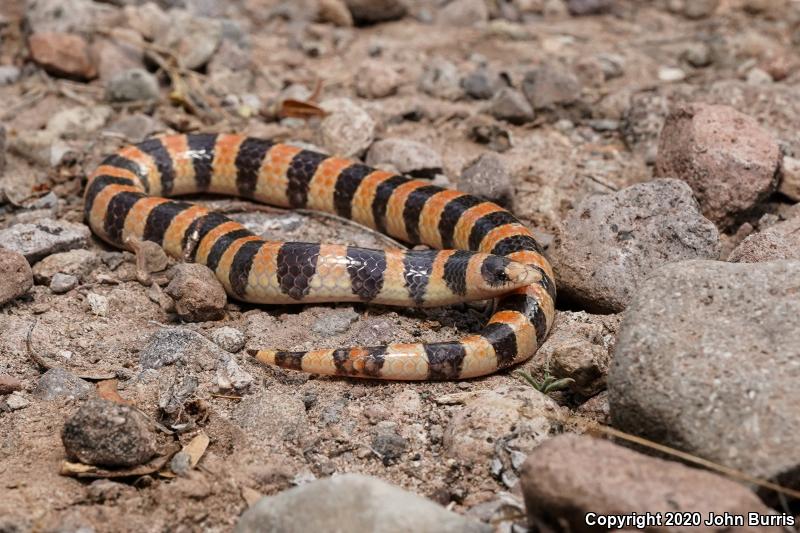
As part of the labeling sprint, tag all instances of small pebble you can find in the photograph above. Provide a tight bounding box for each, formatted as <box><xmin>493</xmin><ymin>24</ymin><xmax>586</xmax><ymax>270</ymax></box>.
<box><xmin>418</xmin><ymin>58</ymin><xmax>463</xmax><ymax>101</ymax></box>
<box><xmin>34</xmin><ymin>367</ymin><xmax>93</xmax><ymax>400</ymax></box>
<box><xmin>366</xmin><ymin>139</ymin><xmax>443</xmax><ymax>179</ymax></box>
<box><xmin>485</xmin><ymin>87</ymin><xmax>534</xmax><ymax>125</ymax></box>
<box><xmin>107</xmin><ymin>68</ymin><xmax>159</xmax><ymax>102</ymax></box>
<box><xmin>458</xmin><ymin>153</ymin><xmax>514</xmax><ymax>208</ymax></box>
<box><xmin>211</xmin><ymin>326</ymin><xmax>245</xmax><ymax>352</ymax></box>
<box><xmin>312</xmin><ymin>309</ymin><xmax>359</xmax><ymax>335</ymax></box>
<box><xmin>165</xmin><ymin>263</ymin><xmax>227</xmax><ymax>322</ymax></box>
<box><xmin>5</xmin><ymin>392</ymin><xmax>30</xmax><ymax>410</ymax></box>
<box><xmin>0</xmin><ymin>248</ymin><xmax>33</xmax><ymax>305</ymax></box>
<box><xmin>170</xmin><ymin>451</ymin><xmax>192</xmax><ymax>476</ymax></box>
<box><xmin>316</xmin><ymin>98</ymin><xmax>375</xmax><ymax>158</ymax></box>
<box><xmin>0</xmin><ymin>65</ymin><xmax>20</xmax><ymax>86</ymax></box>
<box><xmin>86</xmin><ymin>292</ymin><xmax>109</xmax><ymax>317</ymax></box>
<box><xmin>658</xmin><ymin>66</ymin><xmax>686</xmax><ymax>82</ymax></box>
<box><xmin>51</xmin><ymin>272</ymin><xmax>78</xmax><ymax>294</ymax></box>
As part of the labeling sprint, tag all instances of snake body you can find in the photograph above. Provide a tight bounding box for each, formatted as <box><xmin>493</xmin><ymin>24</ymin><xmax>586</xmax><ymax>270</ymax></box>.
<box><xmin>84</xmin><ymin>134</ymin><xmax>556</xmax><ymax>380</ymax></box>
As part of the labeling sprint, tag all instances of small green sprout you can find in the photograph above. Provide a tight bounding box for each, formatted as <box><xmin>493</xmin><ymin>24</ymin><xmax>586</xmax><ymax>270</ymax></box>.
<box><xmin>514</xmin><ymin>367</ymin><xmax>574</xmax><ymax>395</ymax></box>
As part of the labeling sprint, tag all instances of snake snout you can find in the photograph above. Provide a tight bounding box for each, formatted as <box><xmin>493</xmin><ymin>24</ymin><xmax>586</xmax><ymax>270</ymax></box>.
<box><xmin>480</xmin><ymin>255</ymin><xmax>539</xmax><ymax>289</ymax></box>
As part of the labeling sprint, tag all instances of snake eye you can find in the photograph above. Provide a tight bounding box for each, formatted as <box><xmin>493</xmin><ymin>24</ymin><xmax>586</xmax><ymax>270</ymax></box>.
<box><xmin>481</xmin><ymin>255</ymin><xmax>512</xmax><ymax>287</ymax></box>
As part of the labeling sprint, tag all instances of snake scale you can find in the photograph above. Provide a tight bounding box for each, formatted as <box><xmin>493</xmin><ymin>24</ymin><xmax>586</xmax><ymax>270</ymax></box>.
<box><xmin>84</xmin><ymin>134</ymin><xmax>556</xmax><ymax>380</ymax></box>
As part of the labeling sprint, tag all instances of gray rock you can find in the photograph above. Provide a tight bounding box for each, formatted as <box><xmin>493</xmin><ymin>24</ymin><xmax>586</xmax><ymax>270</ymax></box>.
<box><xmin>551</xmin><ymin>179</ymin><xmax>720</xmax><ymax>312</ymax></box>
<box><xmin>458</xmin><ymin>153</ymin><xmax>514</xmax><ymax>208</ymax></box>
<box><xmin>0</xmin><ymin>218</ymin><xmax>91</xmax><ymax>263</ymax></box>
<box><xmin>683</xmin><ymin>0</ymin><xmax>719</xmax><ymax>18</ymax></box>
<box><xmin>106</xmin><ymin>113</ymin><xmax>158</xmax><ymax>143</ymax></box>
<box><xmin>165</xmin><ymin>263</ymin><xmax>227</xmax><ymax>322</ymax></box>
<box><xmin>139</xmin><ymin>327</ymin><xmax>224</xmax><ymax>371</ymax></box>
<box><xmin>5</xmin><ymin>392</ymin><xmax>30</xmax><ymax>410</ymax></box>
<box><xmin>655</xmin><ymin>104</ymin><xmax>782</xmax><ymax>228</ymax></box>
<box><xmin>106</xmin><ymin>68</ymin><xmax>159</xmax><ymax>102</ymax></box>
<box><xmin>566</xmin><ymin>0</ymin><xmax>614</xmax><ymax>15</ymax></box>
<box><xmin>47</xmin><ymin>106</ymin><xmax>113</xmax><ymax>139</ymax></box>
<box><xmin>33</xmin><ymin>368</ymin><xmax>93</xmax><ymax>400</ymax></box>
<box><xmin>521</xmin><ymin>434</ymin><xmax>781</xmax><ymax>532</ymax></box>
<box><xmin>371</xmin><ymin>422</ymin><xmax>408</xmax><ymax>464</ymax></box>
<box><xmin>485</xmin><ymin>87</ymin><xmax>534</xmax><ymax>125</ymax></box>
<box><xmin>343</xmin><ymin>0</ymin><xmax>407</xmax><ymax>24</ymax></box>
<box><xmin>216</xmin><ymin>354</ymin><xmax>253</xmax><ymax>391</ymax></box>
<box><xmin>311</xmin><ymin>308</ymin><xmax>359</xmax><ymax>335</ymax></box>
<box><xmin>521</xmin><ymin>64</ymin><xmax>581</xmax><ymax>110</ymax></box>
<box><xmin>443</xmin><ymin>385</ymin><xmax>563</xmax><ymax>472</ymax></box>
<box><xmin>609</xmin><ymin>260</ymin><xmax>800</xmax><ymax>490</ymax></box>
<box><xmin>436</xmin><ymin>0</ymin><xmax>489</xmax><ymax>26</ymax></box>
<box><xmin>728</xmin><ymin>214</ymin><xmax>800</xmax><ymax>262</ymax></box>
<box><xmin>235</xmin><ymin>474</ymin><xmax>490</xmax><ymax>533</ymax></box>
<box><xmin>62</xmin><ymin>399</ymin><xmax>158</xmax><ymax>467</ymax></box>
<box><xmin>231</xmin><ymin>390</ymin><xmax>308</xmax><ymax>443</ymax></box>
<box><xmin>210</xmin><ymin>326</ymin><xmax>245</xmax><ymax>353</ymax></box>
<box><xmin>355</xmin><ymin>61</ymin><xmax>402</xmax><ymax>99</ymax></box>
<box><xmin>157</xmin><ymin>10</ymin><xmax>221</xmax><ymax>70</ymax></box>
<box><xmin>50</xmin><ymin>273</ymin><xmax>79</xmax><ymax>294</ymax></box>
<box><xmin>620</xmin><ymin>91</ymin><xmax>670</xmax><ymax>156</ymax></box>
<box><xmin>418</xmin><ymin>58</ymin><xmax>463</xmax><ymax>101</ymax></box>
<box><xmin>316</xmin><ymin>98</ymin><xmax>375</xmax><ymax>158</ymax></box>
<box><xmin>0</xmin><ymin>65</ymin><xmax>20</xmax><ymax>86</ymax></box>
<box><xmin>35</xmin><ymin>250</ymin><xmax>96</xmax><ymax>284</ymax></box>
<box><xmin>366</xmin><ymin>139</ymin><xmax>443</xmax><ymax>179</ymax></box>
<box><xmin>461</xmin><ymin>67</ymin><xmax>502</xmax><ymax>100</ymax></box>
<box><xmin>684</xmin><ymin>42</ymin><xmax>713</xmax><ymax>68</ymax></box>
<box><xmin>25</xmin><ymin>0</ymin><xmax>118</xmax><ymax>34</ymax></box>
<box><xmin>0</xmin><ymin>248</ymin><xmax>33</xmax><ymax>306</ymax></box>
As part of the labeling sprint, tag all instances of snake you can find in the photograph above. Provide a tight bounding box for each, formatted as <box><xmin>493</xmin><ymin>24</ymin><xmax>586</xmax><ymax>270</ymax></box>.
<box><xmin>84</xmin><ymin>134</ymin><xmax>556</xmax><ymax>380</ymax></box>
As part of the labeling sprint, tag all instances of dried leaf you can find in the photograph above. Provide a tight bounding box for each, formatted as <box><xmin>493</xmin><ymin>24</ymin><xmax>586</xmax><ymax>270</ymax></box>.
<box><xmin>97</xmin><ymin>379</ymin><xmax>132</xmax><ymax>405</ymax></box>
<box><xmin>277</xmin><ymin>99</ymin><xmax>328</xmax><ymax>120</ymax></box>
<box><xmin>183</xmin><ymin>431</ymin><xmax>210</xmax><ymax>468</ymax></box>
<box><xmin>60</xmin><ymin>444</ymin><xmax>179</xmax><ymax>479</ymax></box>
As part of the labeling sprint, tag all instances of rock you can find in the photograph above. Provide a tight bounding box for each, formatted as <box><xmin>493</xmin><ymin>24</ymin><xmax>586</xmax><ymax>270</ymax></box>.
<box><xmin>123</xmin><ymin>2</ymin><xmax>171</xmax><ymax>41</ymax></box>
<box><xmin>658</xmin><ymin>66</ymin><xmax>686</xmax><ymax>82</ymax></box>
<box><xmin>32</xmin><ymin>249</ymin><xmax>99</xmax><ymax>284</ymax></box>
<box><xmin>621</xmin><ymin>91</ymin><xmax>670</xmax><ymax>156</ymax></box>
<box><xmin>165</xmin><ymin>263</ymin><xmax>227</xmax><ymax>322</ymax></box>
<box><xmin>46</xmin><ymin>105</ymin><xmax>113</xmax><ymax>139</ymax></box>
<box><xmin>574</xmin><ymin>391</ymin><xmax>609</xmax><ymax>424</ymax></box>
<box><xmin>609</xmin><ymin>260</ymin><xmax>800</xmax><ymax>489</ymax></box>
<box><xmin>51</xmin><ymin>273</ymin><xmax>79</xmax><ymax>294</ymax></box>
<box><xmin>436</xmin><ymin>0</ymin><xmax>489</xmax><ymax>26</ymax></box>
<box><xmin>28</xmin><ymin>32</ymin><xmax>96</xmax><ymax>79</ymax></box>
<box><xmin>316</xmin><ymin>98</ymin><xmax>375</xmax><ymax>158</ymax></box>
<box><xmin>371</xmin><ymin>422</ymin><xmax>408</xmax><ymax>464</ymax></box>
<box><xmin>139</xmin><ymin>327</ymin><xmax>224</xmax><ymax>371</ymax></box>
<box><xmin>92</xmin><ymin>28</ymin><xmax>145</xmax><ymax>82</ymax></box>
<box><xmin>210</xmin><ymin>326</ymin><xmax>245</xmax><ymax>353</ymax></box>
<box><xmin>33</xmin><ymin>368</ymin><xmax>93</xmax><ymax>401</ymax></box>
<box><xmin>157</xmin><ymin>10</ymin><xmax>221</xmax><ymax>70</ymax></box>
<box><xmin>566</xmin><ymin>0</ymin><xmax>614</xmax><ymax>15</ymax></box>
<box><xmin>366</xmin><ymin>139</ymin><xmax>443</xmax><ymax>179</ymax></box>
<box><xmin>552</xmin><ymin>179</ymin><xmax>720</xmax><ymax>312</ymax></box>
<box><xmin>0</xmin><ymin>248</ymin><xmax>33</xmax><ymax>306</ymax></box>
<box><xmin>5</xmin><ymin>392</ymin><xmax>30</xmax><ymax>410</ymax></box>
<box><xmin>521</xmin><ymin>434</ymin><xmax>782</xmax><ymax>532</ymax></box>
<box><xmin>0</xmin><ymin>374</ymin><xmax>23</xmax><ymax>395</ymax></box>
<box><xmin>0</xmin><ymin>65</ymin><xmax>20</xmax><ymax>86</ymax></box>
<box><xmin>86</xmin><ymin>292</ymin><xmax>109</xmax><ymax>316</ymax></box>
<box><xmin>343</xmin><ymin>0</ymin><xmax>407</xmax><ymax>24</ymax></box>
<box><xmin>655</xmin><ymin>104</ymin><xmax>781</xmax><ymax>228</ymax></box>
<box><xmin>318</xmin><ymin>0</ymin><xmax>353</xmax><ymax>26</ymax></box>
<box><xmin>86</xmin><ymin>479</ymin><xmax>134</xmax><ymax>503</ymax></box>
<box><xmin>728</xmin><ymin>214</ymin><xmax>800</xmax><ymax>262</ymax></box>
<box><xmin>231</xmin><ymin>390</ymin><xmax>308</xmax><ymax>443</ymax></box>
<box><xmin>216</xmin><ymin>354</ymin><xmax>253</xmax><ymax>391</ymax></box>
<box><xmin>107</xmin><ymin>113</ymin><xmax>158</xmax><ymax>143</ymax></box>
<box><xmin>235</xmin><ymin>474</ymin><xmax>490</xmax><ymax>533</ymax></box>
<box><xmin>311</xmin><ymin>308</ymin><xmax>359</xmax><ymax>335</ymax></box>
<box><xmin>683</xmin><ymin>0</ymin><xmax>719</xmax><ymax>18</ymax></box>
<box><xmin>25</xmin><ymin>0</ymin><xmax>119</xmax><ymax>34</ymax></box>
<box><xmin>461</xmin><ymin>67</ymin><xmax>502</xmax><ymax>100</ymax></box>
<box><xmin>485</xmin><ymin>87</ymin><xmax>534</xmax><ymax>125</ymax></box>
<box><xmin>457</xmin><ymin>153</ymin><xmax>514</xmax><ymax>208</ymax></box>
<box><xmin>354</xmin><ymin>61</ymin><xmax>402</xmax><ymax>99</ymax></box>
<box><xmin>443</xmin><ymin>385</ymin><xmax>563</xmax><ymax>473</ymax></box>
<box><xmin>466</xmin><ymin>116</ymin><xmax>513</xmax><ymax>152</ymax></box>
<box><xmin>521</xmin><ymin>64</ymin><xmax>581</xmax><ymax>110</ymax></box>
<box><xmin>418</xmin><ymin>58</ymin><xmax>463</xmax><ymax>101</ymax></box>
<box><xmin>106</xmin><ymin>68</ymin><xmax>159</xmax><ymax>102</ymax></box>
<box><xmin>6</xmin><ymin>129</ymin><xmax>72</xmax><ymax>168</ymax></box>
<box><xmin>684</xmin><ymin>41</ymin><xmax>713</xmax><ymax>68</ymax></box>
<box><xmin>62</xmin><ymin>398</ymin><xmax>158</xmax><ymax>467</ymax></box>
<box><xmin>778</xmin><ymin>155</ymin><xmax>800</xmax><ymax>201</ymax></box>
<box><xmin>528</xmin><ymin>311</ymin><xmax>620</xmax><ymax>397</ymax></box>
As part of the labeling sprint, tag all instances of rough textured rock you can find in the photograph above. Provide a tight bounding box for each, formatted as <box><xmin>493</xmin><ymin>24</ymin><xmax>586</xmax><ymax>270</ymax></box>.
<box><xmin>33</xmin><ymin>368</ymin><xmax>93</xmax><ymax>401</ymax></box>
<box><xmin>62</xmin><ymin>399</ymin><xmax>158</xmax><ymax>467</ymax></box>
<box><xmin>157</xmin><ymin>10</ymin><xmax>221</xmax><ymax>70</ymax></box>
<box><xmin>106</xmin><ymin>68</ymin><xmax>159</xmax><ymax>102</ymax></box>
<box><xmin>778</xmin><ymin>155</ymin><xmax>800</xmax><ymax>201</ymax></box>
<box><xmin>0</xmin><ymin>248</ymin><xmax>33</xmax><ymax>306</ymax></box>
<box><xmin>0</xmin><ymin>219</ymin><xmax>91</xmax><ymax>263</ymax></box>
<box><xmin>216</xmin><ymin>354</ymin><xmax>253</xmax><ymax>391</ymax></box>
<box><xmin>526</xmin><ymin>311</ymin><xmax>620</xmax><ymax>397</ymax></box>
<box><xmin>521</xmin><ymin>434</ymin><xmax>782</xmax><ymax>533</ymax></box>
<box><xmin>366</xmin><ymin>138</ymin><xmax>443</xmax><ymax>179</ymax></box>
<box><xmin>609</xmin><ymin>260</ymin><xmax>800</xmax><ymax>489</ymax></box>
<box><xmin>655</xmin><ymin>104</ymin><xmax>781</xmax><ymax>228</ymax></box>
<box><xmin>485</xmin><ymin>87</ymin><xmax>534</xmax><ymax>125</ymax></box>
<box><xmin>443</xmin><ymin>386</ymin><xmax>564</xmax><ymax>475</ymax></box>
<box><xmin>343</xmin><ymin>0</ymin><xmax>407</xmax><ymax>24</ymax></box>
<box><xmin>235</xmin><ymin>474</ymin><xmax>490</xmax><ymax>533</ymax></box>
<box><xmin>46</xmin><ymin>105</ymin><xmax>112</xmax><ymax>139</ymax></box>
<box><xmin>139</xmin><ymin>327</ymin><xmax>223</xmax><ymax>371</ymax></box>
<box><xmin>28</xmin><ymin>32</ymin><xmax>96</xmax><ymax>79</ymax></box>
<box><xmin>457</xmin><ymin>153</ymin><xmax>514</xmax><ymax>208</ymax></box>
<box><xmin>436</xmin><ymin>0</ymin><xmax>488</xmax><ymax>26</ymax></box>
<box><xmin>418</xmin><ymin>58</ymin><xmax>463</xmax><ymax>101</ymax></box>
<box><xmin>50</xmin><ymin>272</ymin><xmax>78</xmax><ymax>294</ymax></box>
<box><xmin>32</xmin><ymin>249</ymin><xmax>99</xmax><ymax>284</ymax></box>
<box><xmin>316</xmin><ymin>98</ymin><xmax>375</xmax><ymax>158</ymax></box>
<box><xmin>728</xmin><ymin>214</ymin><xmax>800</xmax><ymax>262</ymax></box>
<box><xmin>521</xmin><ymin>64</ymin><xmax>581</xmax><ymax>110</ymax></box>
<box><xmin>210</xmin><ymin>326</ymin><xmax>245</xmax><ymax>353</ymax></box>
<box><xmin>355</xmin><ymin>61</ymin><xmax>401</xmax><ymax>99</ymax></box>
<box><xmin>231</xmin><ymin>390</ymin><xmax>308</xmax><ymax>443</ymax></box>
<box><xmin>165</xmin><ymin>263</ymin><xmax>226</xmax><ymax>322</ymax></box>
<box><xmin>461</xmin><ymin>67</ymin><xmax>502</xmax><ymax>100</ymax></box>
<box><xmin>552</xmin><ymin>179</ymin><xmax>720</xmax><ymax>312</ymax></box>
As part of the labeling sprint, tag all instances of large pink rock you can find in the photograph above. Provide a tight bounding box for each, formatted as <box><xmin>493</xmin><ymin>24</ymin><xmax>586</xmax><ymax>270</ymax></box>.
<box><xmin>29</xmin><ymin>32</ymin><xmax>96</xmax><ymax>80</ymax></box>
<box><xmin>655</xmin><ymin>103</ymin><xmax>781</xmax><ymax>228</ymax></box>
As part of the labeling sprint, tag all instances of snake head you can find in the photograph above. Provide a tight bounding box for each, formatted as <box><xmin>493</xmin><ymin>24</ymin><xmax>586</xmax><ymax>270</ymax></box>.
<box><xmin>479</xmin><ymin>255</ymin><xmax>540</xmax><ymax>290</ymax></box>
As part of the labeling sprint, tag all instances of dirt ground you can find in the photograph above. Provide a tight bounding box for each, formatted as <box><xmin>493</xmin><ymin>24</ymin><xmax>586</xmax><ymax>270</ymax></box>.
<box><xmin>1</xmin><ymin>0</ymin><xmax>798</xmax><ymax>531</ymax></box>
